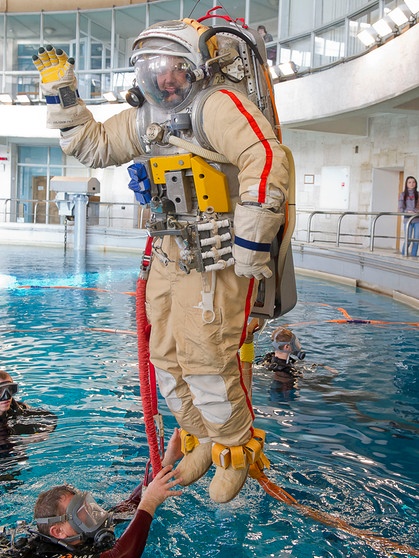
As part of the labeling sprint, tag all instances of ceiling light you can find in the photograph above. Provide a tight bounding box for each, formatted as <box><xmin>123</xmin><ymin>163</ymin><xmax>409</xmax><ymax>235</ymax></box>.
<box><xmin>388</xmin><ymin>6</ymin><xmax>410</xmax><ymax>26</ymax></box>
<box><xmin>357</xmin><ymin>28</ymin><xmax>378</xmax><ymax>47</ymax></box>
<box><xmin>277</xmin><ymin>61</ymin><xmax>298</xmax><ymax>77</ymax></box>
<box><xmin>15</xmin><ymin>94</ymin><xmax>32</xmax><ymax>104</ymax></box>
<box><xmin>404</xmin><ymin>0</ymin><xmax>419</xmax><ymax>14</ymax></box>
<box><xmin>372</xmin><ymin>18</ymin><xmax>394</xmax><ymax>38</ymax></box>
<box><xmin>0</xmin><ymin>93</ymin><xmax>14</xmax><ymax>104</ymax></box>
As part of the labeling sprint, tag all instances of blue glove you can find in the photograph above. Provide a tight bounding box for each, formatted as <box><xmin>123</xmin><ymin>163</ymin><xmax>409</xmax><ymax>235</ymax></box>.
<box><xmin>128</xmin><ymin>163</ymin><xmax>152</xmax><ymax>205</ymax></box>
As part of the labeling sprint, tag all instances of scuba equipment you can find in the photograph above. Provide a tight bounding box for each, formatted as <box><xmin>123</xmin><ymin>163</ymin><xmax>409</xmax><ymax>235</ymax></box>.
<box><xmin>0</xmin><ymin>383</ymin><xmax>18</xmax><ymax>401</ymax></box>
<box><xmin>0</xmin><ymin>517</ymin><xmax>115</xmax><ymax>558</ymax></box>
<box><xmin>272</xmin><ymin>329</ymin><xmax>306</xmax><ymax>362</ymax></box>
<box><xmin>35</xmin><ymin>491</ymin><xmax>114</xmax><ymax>547</ymax></box>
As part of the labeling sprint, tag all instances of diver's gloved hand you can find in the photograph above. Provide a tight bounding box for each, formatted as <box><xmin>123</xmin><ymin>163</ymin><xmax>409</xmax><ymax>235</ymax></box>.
<box><xmin>32</xmin><ymin>45</ymin><xmax>92</xmax><ymax>129</ymax></box>
<box><xmin>233</xmin><ymin>202</ymin><xmax>283</xmax><ymax>280</ymax></box>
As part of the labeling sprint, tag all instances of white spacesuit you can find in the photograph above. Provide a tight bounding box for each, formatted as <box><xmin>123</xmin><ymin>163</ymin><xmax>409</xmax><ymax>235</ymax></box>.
<box><xmin>33</xmin><ymin>17</ymin><xmax>290</xmax><ymax>503</ymax></box>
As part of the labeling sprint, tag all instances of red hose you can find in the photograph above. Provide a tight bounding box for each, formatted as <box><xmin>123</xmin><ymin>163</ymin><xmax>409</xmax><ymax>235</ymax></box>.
<box><xmin>136</xmin><ymin>236</ymin><xmax>162</xmax><ymax>477</ymax></box>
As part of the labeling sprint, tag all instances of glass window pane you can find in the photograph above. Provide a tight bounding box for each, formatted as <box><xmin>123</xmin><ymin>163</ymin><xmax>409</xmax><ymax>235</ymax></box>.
<box><xmin>149</xmin><ymin>0</ymin><xmax>181</xmax><ymax>25</ymax></box>
<box><xmin>115</xmin><ymin>6</ymin><xmax>147</xmax><ymax>67</ymax></box>
<box><xmin>347</xmin><ymin>6</ymin><xmax>380</xmax><ymax>57</ymax></box>
<box><xmin>6</xmin><ymin>14</ymin><xmax>41</xmax><ymax>72</ymax></box>
<box><xmin>279</xmin><ymin>36</ymin><xmax>312</xmax><ymax>69</ymax></box>
<box><xmin>313</xmin><ymin>23</ymin><xmax>345</xmax><ymax>67</ymax></box>
<box><xmin>315</xmin><ymin>0</ymin><xmax>348</xmax><ymax>27</ymax></box>
<box><xmin>50</xmin><ymin>147</ymin><xmax>64</xmax><ymax>166</ymax></box>
<box><xmin>43</xmin><ymin>12</ymin><xmax>77</xmax><ymax>46</ymax></box>
<box><xmin>183</xmin><ymin>0</ymin><xmax>213</xmax><ymax>20</ymax></box>
<box><xmin>18</xmin><ymin>146</ymin><xmax>47</xmax><ymax>165</ymax></box>
<box><xmin>249</xmin><ymin>0</ymin><xmax>279</xmax><ymax>37</ymax></box>
<box><xmin>287</xmin><ymin>0</ymin><xmax>314</xmax><ymax>36</ymax></box>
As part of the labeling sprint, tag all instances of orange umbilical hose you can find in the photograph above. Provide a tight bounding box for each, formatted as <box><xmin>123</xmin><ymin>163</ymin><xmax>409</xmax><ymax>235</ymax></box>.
<box><xmin>253</xmin><ymin>470</ymin><xmax>419</xmax><ymax>556</ymax></box>
<box><xmin>136</xmin><ymin>236</ymin><xmax>162</xmax><ymax>477</ymax></box>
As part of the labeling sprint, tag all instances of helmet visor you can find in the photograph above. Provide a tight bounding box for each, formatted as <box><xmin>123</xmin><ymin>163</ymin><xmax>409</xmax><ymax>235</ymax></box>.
<box><xmin>134</xmin><ymin>53</ymin><xmax>194</xmax><ymax>110</ymax></box>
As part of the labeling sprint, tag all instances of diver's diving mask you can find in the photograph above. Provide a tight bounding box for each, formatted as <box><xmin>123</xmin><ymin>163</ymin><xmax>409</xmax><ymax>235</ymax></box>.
<box><xmin>36</xmin><ymin>491</ymin><xmax>113</xmax><ymax>545</ymax></box>
<box><xmin>272</xmin><ymin>333</ymin><xmax>306</xmax><ymax>361</ymax></box>
<box><xmin>0</xmin><ymin>382</ymin><xmax>18</xmax><ymax>401</ymax></box>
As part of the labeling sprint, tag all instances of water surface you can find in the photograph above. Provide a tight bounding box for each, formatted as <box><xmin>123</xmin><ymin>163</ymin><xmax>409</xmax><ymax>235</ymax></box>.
<box><xmin>0</xmin><ymin>245</ymin><xmax>418</xmax><ymax>557</ymax></box>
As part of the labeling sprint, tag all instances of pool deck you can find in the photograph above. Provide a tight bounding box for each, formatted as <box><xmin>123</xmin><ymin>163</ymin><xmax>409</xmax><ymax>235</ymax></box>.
<box><xmin>293</xmin><ymin>241</ymin><xmax>419</xmax><ymax>310</ymax></box>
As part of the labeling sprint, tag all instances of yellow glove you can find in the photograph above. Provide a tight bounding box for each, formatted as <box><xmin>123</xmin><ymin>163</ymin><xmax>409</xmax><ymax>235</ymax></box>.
<box><xmin>32</xmin><ymin>45</ymin><xmax>74</xmax><ymax>83</ymax></box>
<box><xmin>32</xmin><ymin>45</ymin><xmax>92</xmax><ymax>130</ymax></box>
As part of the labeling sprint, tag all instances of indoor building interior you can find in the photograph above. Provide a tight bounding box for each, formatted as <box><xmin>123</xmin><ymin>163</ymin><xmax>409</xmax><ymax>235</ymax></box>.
<box><xmin>0</xmin><ymin>0</ymin><xmax>418</xmax><ymax>306</ymax></box>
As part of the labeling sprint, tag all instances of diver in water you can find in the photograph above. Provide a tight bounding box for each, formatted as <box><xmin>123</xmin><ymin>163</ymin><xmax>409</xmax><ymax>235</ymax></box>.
<box><xmin>0</xmin><ymin>430</ymin><xmax>183</xmax><ymax>558</ymax></box>
<box><xmin>260</xmin><ymin>327</ymin><xmax>306</xmax><ymax>403</ymax></box>
<box><xmin>261</xmin><ymin>327</ymin><xmax>306</xmax><ymax>376</ymax></box>
<box><xmin>0</xmin><ymin>370</ymin><xmax>57</xmax><ymax>482</ymax></box>
<box><xmin>0</xmin><ymin>371</ymin><xmax>57</xmax><ymax>437</ymax></box>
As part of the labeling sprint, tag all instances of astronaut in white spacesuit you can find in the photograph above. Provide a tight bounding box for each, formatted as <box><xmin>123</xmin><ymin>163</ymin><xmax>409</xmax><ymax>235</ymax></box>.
<box><xmin>33</xmin><ymin>17</ymin><xmax>289</xmax><ymax>503</ymax></box>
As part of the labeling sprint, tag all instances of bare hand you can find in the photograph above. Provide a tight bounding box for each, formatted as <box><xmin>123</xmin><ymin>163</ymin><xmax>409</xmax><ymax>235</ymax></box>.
<box><xmin>138</xmin><ymin>465</ymin><xmax>182</xmax><ymax>516</ymax></box>
<box><xmin>162</xmin><ymin>428</ymin><xmax>183</xmax><ymax>467</ymax></box>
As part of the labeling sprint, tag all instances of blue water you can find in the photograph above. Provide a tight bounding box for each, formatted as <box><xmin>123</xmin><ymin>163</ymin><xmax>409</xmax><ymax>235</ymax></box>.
<box><xmin>0</xmin><ymin>245</ymin><xmax>418</xmax><ymax>557</ymax></box>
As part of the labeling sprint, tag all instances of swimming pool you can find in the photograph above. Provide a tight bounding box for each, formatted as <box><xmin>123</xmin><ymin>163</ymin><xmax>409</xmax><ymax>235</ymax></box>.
<box><xmin>1</xmin><ymin>245</ymin><xmax>418</xmax><ymax>557</ymax></box>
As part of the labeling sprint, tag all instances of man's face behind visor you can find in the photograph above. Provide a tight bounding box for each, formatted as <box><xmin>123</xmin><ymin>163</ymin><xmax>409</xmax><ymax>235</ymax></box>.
<box><xmin>135</xmin><ymin>53</ymin><xmax>192</xmax><ymax>109</ymax></box>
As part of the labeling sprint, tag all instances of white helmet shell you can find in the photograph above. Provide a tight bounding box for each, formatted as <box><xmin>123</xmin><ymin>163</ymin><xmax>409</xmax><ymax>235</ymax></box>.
<box><xmin>131</xmin><ymin>20</ymin><xmax>203</xmax><ymax>67</ymax></box>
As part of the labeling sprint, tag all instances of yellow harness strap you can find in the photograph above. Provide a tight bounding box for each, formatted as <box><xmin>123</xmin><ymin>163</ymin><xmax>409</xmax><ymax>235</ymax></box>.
<box><xmin>180</xmin><ymin>429</ymin><xmax>200</xmax><ymax>454</ymax></box>
<box><xmin>212</xmin><ymin>429</ymin><xmax>270</xmax><ymax>471</ymax></box>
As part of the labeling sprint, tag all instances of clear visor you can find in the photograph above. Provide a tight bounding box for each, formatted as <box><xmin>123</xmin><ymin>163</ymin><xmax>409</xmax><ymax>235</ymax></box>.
<box><xmin>134</xmin><ymin>53</ymin><xmax>194</xmax><ymax>110</ymax></box>
<box><xmin>68</xmin><ymin>492</ymin><xmax>109</xmax><ymax>534</ymax></box>
<box><xmin>290</xmin><ymin>335</ymin><xmax>302</xmax><ymax>354</ymax></box>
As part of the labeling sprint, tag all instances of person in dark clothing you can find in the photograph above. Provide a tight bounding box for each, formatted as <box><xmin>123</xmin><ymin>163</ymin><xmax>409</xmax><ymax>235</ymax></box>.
<box><xmin>0</xmin><ymin>371</ymin><xmax>57</xmax><ymax>438</ymax></box>
<box><xmin>261</xmin><ymin>327</ymin><xmax>305</xmax><ymax>375</ymax></box>
<box><xmin>0</xmin><ymin>430</ymin><xmax>183</xmax><ymax>558</ymax></box>
<box><xmin>260</xmin><ymin>327</ymin><xmax>306</xmax><ymax>402</ymax></box>
<box><xmin>0</xmin><ymin>370</ymin><xmax>57</xmax><ymax>482</ymax></box>
<box><xmin>257</xmin><ymin>25</ymin><xmax>277</xmax><ymax>64</ymax></box>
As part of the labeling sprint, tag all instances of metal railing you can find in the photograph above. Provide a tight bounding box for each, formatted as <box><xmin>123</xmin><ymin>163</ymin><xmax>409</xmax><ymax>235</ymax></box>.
<box><xmin>0</xmin><ymin>197</ymin><xmax>149</xmax><ymax>229</ymax></box>
<box><xmin>2</xmin><ymin>199</ymin><xmax>418</xmax><ymax>257</ymax></box>
<box><xmin>299</xmin><ymin>210</ymin><xmax>418</xmax><ymax>256</ymax></box>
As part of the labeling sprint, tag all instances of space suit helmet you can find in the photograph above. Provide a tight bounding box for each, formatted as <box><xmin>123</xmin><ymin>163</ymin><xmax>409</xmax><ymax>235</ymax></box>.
<box><xmin>130</xmin><ymin>20</ymin><xmax>207</xmax><ymax>111</ymax></box>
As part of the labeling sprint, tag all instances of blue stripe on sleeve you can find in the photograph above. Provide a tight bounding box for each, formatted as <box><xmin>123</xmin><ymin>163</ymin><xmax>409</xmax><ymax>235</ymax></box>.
<box><xmin>234</xmin><ymin>236</ymin><xmax>271</xmax><ymax>252</ymax></box>
<box><xmin>45</xmin><ymin>95</ymin><xmax>61</xmax><ymax>104</ymax></box>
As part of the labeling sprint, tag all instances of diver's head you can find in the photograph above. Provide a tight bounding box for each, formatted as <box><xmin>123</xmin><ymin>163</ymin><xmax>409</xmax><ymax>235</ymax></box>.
<box><xmin>271</xmin><ymin>328</ymin><xmax>305</xmax><ymax>362</ymax></box>
<box><xmin>35</xmin><ymin>485</ymin><xmax>114</xmax><ymax>548</ymax></box>
<box><xmin>0</xmin><ymin>370</ymin><xmax>18</xmax><ymax>415</ymax></box>
<box><xmin>130</xmin><ymin>20</ymin><xmax>208</xmax><ymax>111</ymax></box>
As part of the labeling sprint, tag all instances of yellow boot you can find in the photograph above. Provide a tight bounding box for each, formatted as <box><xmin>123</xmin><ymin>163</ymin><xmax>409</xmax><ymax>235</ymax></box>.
<box><xmin>174</xmin><ymin>430</ymin><xmax>212</xmax><ymax>486</ymax></box>
<box><xmin>209</xmin><ymin>429</ymin><xmax>270</xmax><ymax>503</ymax></box>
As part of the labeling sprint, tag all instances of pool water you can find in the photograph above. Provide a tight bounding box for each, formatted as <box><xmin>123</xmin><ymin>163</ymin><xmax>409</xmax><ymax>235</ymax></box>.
<box><xmin>0</xmin><ymin>245</ymin><xmax>418</xmax><ymax>557</ymax></box>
